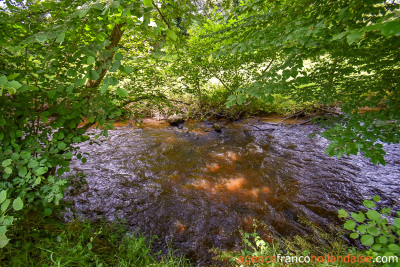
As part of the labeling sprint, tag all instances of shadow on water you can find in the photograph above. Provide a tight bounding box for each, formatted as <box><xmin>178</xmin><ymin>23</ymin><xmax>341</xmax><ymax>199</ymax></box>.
<box><xmin>64</xmin><ymin>118</ymin><xmax>400</xmax><ymax>265</ymax></box>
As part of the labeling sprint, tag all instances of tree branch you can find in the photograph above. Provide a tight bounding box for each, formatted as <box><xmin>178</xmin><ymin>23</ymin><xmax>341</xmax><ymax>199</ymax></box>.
<box><xmin>85</xmin><ymin>23</ymin><xmax>126</xmax><ymax>89</ymax></box>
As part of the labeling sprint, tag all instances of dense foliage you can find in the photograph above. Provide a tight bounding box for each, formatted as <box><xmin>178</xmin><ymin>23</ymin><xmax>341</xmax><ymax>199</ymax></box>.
<box><xmin>339</xmin><ymin>196</ymin><xmax>400</xmax><ymax>265</ymax></box>
<box><xmin>0</xmin><ymin>0</ymin><xmax>399</xmax><ymax>263</ymax></box>
<box><xmin>210</xmin><ymin>0</ymin><xmax>400</xmax><ymax>164</ymax></box>
<box><xmin>0</xmin><ymin>0</ymin><xmax>167</xmax><ymax>247</ymax></box>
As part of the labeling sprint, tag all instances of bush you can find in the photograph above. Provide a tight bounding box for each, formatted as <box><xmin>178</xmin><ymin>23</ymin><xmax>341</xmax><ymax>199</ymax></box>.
<box><xmin>339</xmin><ymin>195</ymin><xmax>400</xmax><ymax>266</ymax></box>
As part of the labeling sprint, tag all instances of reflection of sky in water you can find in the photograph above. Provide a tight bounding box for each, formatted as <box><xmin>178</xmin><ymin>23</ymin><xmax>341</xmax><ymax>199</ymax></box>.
<box><xmin>64</xmin><ymin>119</ymin><xmax>400</xmax><ymax>265</ymax></box>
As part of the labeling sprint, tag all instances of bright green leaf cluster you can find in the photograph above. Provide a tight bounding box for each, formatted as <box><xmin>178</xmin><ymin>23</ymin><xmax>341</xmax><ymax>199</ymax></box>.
<box><xmin>339</xmin><ymin>195</ymin><xmax>400</xmax><ymax>259</ymax></box>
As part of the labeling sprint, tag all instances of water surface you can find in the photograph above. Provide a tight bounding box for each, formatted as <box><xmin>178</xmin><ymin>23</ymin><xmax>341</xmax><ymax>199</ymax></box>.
<box><xmin>64</xmin><ymin>118</ymin><xmax>400</xmax><ymax>265</ymax></box>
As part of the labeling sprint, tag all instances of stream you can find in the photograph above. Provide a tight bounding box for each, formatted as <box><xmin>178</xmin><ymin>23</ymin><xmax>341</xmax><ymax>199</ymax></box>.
<box><xmin>63</xmin><ymin>117</ymin><xmax>400</xmax><ymax>265</ymax></box>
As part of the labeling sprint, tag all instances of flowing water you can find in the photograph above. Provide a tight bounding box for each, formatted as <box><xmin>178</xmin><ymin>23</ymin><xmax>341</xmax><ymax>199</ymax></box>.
<box><xmin>64</xmin><ymin>118</ymin><xmax>400</xmax><ymax>265</ymax></box>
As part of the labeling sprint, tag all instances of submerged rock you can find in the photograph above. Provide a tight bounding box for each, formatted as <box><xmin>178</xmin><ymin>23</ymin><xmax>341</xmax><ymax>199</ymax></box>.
<box><xmin>167</xmin><ymin>114</ymin><xmax>185</xmax><ymax>126</ymax></box>
<box><xmin>212</xmin><ymin>123</ymin><xmax>222</xmax><ymax>132</ymax></box>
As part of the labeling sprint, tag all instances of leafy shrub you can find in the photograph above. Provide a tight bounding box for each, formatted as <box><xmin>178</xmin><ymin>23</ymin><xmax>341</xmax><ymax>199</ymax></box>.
<box><xmin>0</xmin><ymin>190</ymin><xmax>23</xmax><ymax>248</ymax></box>
<box><xmin>339</xmin><ymin>195</ymin><xmax>400</xmax><ymax>264</ymax></box>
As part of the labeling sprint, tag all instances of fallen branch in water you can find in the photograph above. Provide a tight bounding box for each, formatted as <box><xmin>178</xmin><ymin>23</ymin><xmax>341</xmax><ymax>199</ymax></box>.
<box><xmin>280</xmin><ymin>109</ymin><xmax>306</xmax><ymax>122</ymax></box>
<box><xmin>246</xmin><ymin>124</ymin><xmax>275</xmax><ymax>131</ymax></box>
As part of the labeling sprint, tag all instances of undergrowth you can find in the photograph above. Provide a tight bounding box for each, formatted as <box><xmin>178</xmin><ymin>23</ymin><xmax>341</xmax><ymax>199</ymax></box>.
<box><xmin>134</xmin><ymin>83</ymin><xmax>322</xmax><ymax>121</ymax></box>
<box><xmin>0</xmin><ymin>209</ymin><xmax>190</xmax><ymax>267</ymax></box>
<box><xmin>214</xmin><ymin>217</ymin><xmax>383</xmax><ymax>267</ymax></box>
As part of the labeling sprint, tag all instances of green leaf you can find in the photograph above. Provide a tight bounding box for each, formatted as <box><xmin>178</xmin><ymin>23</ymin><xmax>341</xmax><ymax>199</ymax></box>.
<box><xmin>372</xmin><ymin>244</ymin><xmax>382</xmax><ymax>251</ymax></box>
<box><xmin>393</xmin><ymin>218</ymin><xmax>400</xmax><ymax>229</ymax></box>
<box><xmin>100</xmin><ymin>83</ymin><xmax>109</xmax><ymax>94</ymax></box>
<box><xmin>380</xmin><ymin>20</ymin><xmax>400</xmax><ymax>37</ymax></box>
<box><xmin>5</xmin><ymin>80</ymin><xmax>22</xmax><ymax>90</ymax></box>
<box><xmin>16</xmin><ymin>130</ymin><xmax>23</xmax><ymax>138</ymax></box>
<box><xmin>143</xmin><ymin>0</ymin><xmax>152</xmax><ymax>7</ymax></box>
<box><xmin>35</xmin><ymin>177</ymin><xmax>41</xmax><ymax>185</ymax></box>
<box><xmin>36</xmin><ymin>33</ymin><xmax>48</xmax><ymax>43</ymax></box>
<box><xmin>7</xmin><ymin>73</ymin><xmax>19</xmax><ymax>80</ymax></box>
<box><xmin>28</xmin><ymin>160</ymin><xmax>38</xmax><ymax>169</ymax></box>
<box><xmin>0</xmin><ymin>76</ymin><xmax>7</xmax><ymax>86</ymax></box>
<box><xmin>110</xmin><ymin>60</ymin><xmax>120</xmax><ymax>72</ymax></box>
<box><xmin>110</xmin><ymin>1</ymin><xmax>120</xmax><ymax>9</ymax></box>
<box><xmin>58</xmin><ymin>142</ymin><xmax>67</xmax><ymax>150</ymax></box>
<box><xmin>388</xmin><ymin>244</ymin><xmax>400</xmax><ymax>254</ymax></box>
<box><xmin>115</xmin><ymin>53</ymin><xmax>123</xmax><ymax>61</ymax></box>
<box><xmin>338</xmin><ymin>209</ymin><xmax>349</xmax><ymax>218</ymax></box>
<box><xmin>78</xmin><ymin>9</ymin><xmax>89</xmax><ymax>18</ymax></box>
<box><xmin>1</xmin><ymin>199</ymin><xmax>10</xmax><ymax>212</ymax></box>
<box><xmin>18</xmin><ymin>166</ymin><xmax>27</xmax><ymax>177</ymax></box>
<box><xmin>377</xmin><ymin>236</ymin><xmax>388</xmax><ymax>244</ymax></box>
<box><xmin>12</xmin><ymin>197</ymin><xmax>23</xmax><ymax>211</ymax></box>
<box><xmin>57</xmin><ymin>168</ymin><xmax>65</xmax><ymax>176</ymax></box>
<box><xmin>116</xmin><ymin>87</ymin><xmax>128</xmax><ymax>98</ymax></box>
<box><xmin>124</xmin><ymin>66</ymin><xmax>133</xmax><ymax>74</ymax></box>
<box><xmin>2</xmin><ymin>159</ymin><xmax>12</xmax><ymax>167</ymax></box>
<box><xmin>0</xmin><ymin>191</ymin><xmax>6</xmax><ymax>204</ymax></box>
<box><xmin>372</xmin><ymin>195</ymin><xmax>380</xmax><ymax>202</ymax></box>
<box><xmin>366</xmin><ymin>210</ymin><xmax>381</xmax><ymax>221</ymax></box>
<box><xmin>87</xmin><ymin>56</ymin><xmax>96</xmax><ymax>65</ymax></box>
<box><xmin>64</xmin><ymin>152</ymin><xmax>73</xmax><ymax>160</ymax></box>
<box><xmin>0</xmin><ymin>234</ymin><xmax>10</xmax><ymax>248</ymax></box>
<box><xmin>56</xmin><ymin>31</ymin><xmax>65</xmax><ymax>43</ymax></box>
<box><xmin>351</xmin><ymin>212</ymin><xmax>365</xmax><ymax>223</ymax></box>
<box><xmin>381</xmin><ymin>207</ymin><xmax>391</xmax><ymax>215</ymax></box>
<box><xmin>35</xmin><ymin>167</ymin><xmax>47</xmax><ymax>175</ymax></box>
<box><xmin>90</xmin><ymin>70</ymin><xmax>99</xmax><ymax>80</ymax></box>
<box><xmin>4</xmin><ymin>167</ymin><xmax>12</xmax><ymax>174</ymax></box>
<box><xmin>367</xmin><ymin>226</ymin><xmax>380</xmax><ymax>236</ymax></box>
<box><xmin>0</xmin><ymin>226</ymin><xmax>6</xmax><ymax>234</ymax></box>
<box><xmin>360</xmin><ymin>234</ymin><xmax>374</xmax><ymax>246</ymax></box>
<box><xmin>350</xmin><ymin>232</ymin><xmax>359</xmax><ymax>239</ymax></box>
<box><xmin>92</xmin><ymin>3</ymin><xmax>103</xmax><ymax>10</ymax></box>
<box><xmin>166</xmin><ymin>29</ymin><xmax>177</xmax><ymax>41</ymax></box>
<box><xmin>332</xmin><ymin>31</ymin><xmax>347</xmax><ymax>41</ymax></box>
<box><xmin>346</xmin><ymin>30</ymin><xmax>363</xmax><ymax>45</ymax></box>
<box><xmin>20</xmin><ymin>151</ymin><xmax>30</xmax><ymax>160</ymax></box>
<box><xmin>48</xmin><ymin>90</ymin><xmax>57</xmax><ymax>98</ymax></box>
<box><xmin>357</xmin><ymin>224</ymin><xmax>367</xmax><ymax>234</ymax></box>
<box><xmin>363</xmin><ymin>200</ymin><xmax>375</xmax><ymax>208</ymax></box>
<box><xmin>44</xmin><ymin>208</ymin><xmax>52</xmax><ymax>216</ymax></box>
<box><xmin>344</xmin><ymin>220</ymin><xmax>356</xmax><ymax>230</ymax></box>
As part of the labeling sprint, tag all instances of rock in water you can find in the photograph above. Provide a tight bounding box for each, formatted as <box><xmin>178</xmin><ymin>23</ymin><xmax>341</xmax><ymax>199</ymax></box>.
<box><xmin>167</xmin><ymin>114</ymin><xmax>185</xmax><ymax>126</ymax></box>
<box><xmin>212</xmin><ymin>123</ymin><xmax>222</xmax><ymax>132</ymax></box>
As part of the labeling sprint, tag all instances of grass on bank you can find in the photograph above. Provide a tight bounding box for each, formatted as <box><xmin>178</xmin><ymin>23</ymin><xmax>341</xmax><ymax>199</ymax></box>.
<box><xmin>0</xmin><ymin>209</ymin><xmax>190</xmax><ymax>267</ymax></box>
<box><xmin>214</xmin><ymin>218</ymin><xmax>384</xmax><ymax>267</ymax></box>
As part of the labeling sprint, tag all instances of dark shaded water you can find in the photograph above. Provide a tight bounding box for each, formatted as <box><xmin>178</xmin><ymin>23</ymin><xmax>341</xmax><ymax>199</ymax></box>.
<box><xmin>64</xmin><ymin>118</ymin><xmax>400</xmax><ymax>265</ymax></box>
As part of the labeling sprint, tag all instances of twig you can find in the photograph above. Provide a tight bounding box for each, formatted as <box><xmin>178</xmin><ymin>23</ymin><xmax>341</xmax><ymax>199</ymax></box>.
<box><xmin>246</xmin><ymin>124</ymin><xmax>275</xmax><ymax>131</ymax></box>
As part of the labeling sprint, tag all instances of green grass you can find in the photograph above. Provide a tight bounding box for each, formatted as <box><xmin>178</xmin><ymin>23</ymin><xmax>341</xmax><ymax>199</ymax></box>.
<box><xmin>0</xmin><ymin>209</ymin><xmax>190</xmax><ymax>267</ymax></box>
<box><xmin>213</xmin><ymin>218</ymin><xmax>382</xmax><ymax>267</ymax></box>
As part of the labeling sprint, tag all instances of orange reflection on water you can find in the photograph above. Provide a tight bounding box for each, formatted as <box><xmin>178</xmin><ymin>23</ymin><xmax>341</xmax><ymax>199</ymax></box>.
<box><xmin>206</xmin><ymin>163</ymin><xmax>220</xmax><ymax>172</ymax></box>
<box><xmin>209</xmin><ymin>151</ymin><xmax>241</xmax><ymax>163</ymax></box>
<box><xmin>224</xmin><ymin>175</ymin><xmax>246</xmax><ymax>191</ymax></box>
<box><xmin>175</xmin><ymin>220</ymin><xmax>186</xmax><ymax>233</ymax></box>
